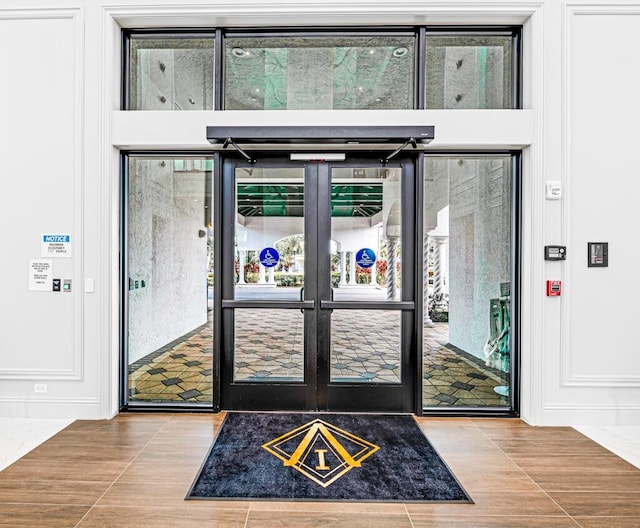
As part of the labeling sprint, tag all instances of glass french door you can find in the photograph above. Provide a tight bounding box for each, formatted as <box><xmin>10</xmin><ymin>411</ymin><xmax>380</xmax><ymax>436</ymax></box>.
<box><xmin>220</xmin><ymin>155</ymin><xmax>416</xmax><ymax>412</ymax></box>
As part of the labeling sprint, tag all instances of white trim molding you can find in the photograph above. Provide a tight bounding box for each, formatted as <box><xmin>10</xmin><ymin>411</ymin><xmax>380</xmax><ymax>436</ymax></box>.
<box><xmin>544</xmin><ymin>402</ymin><xmax>640</xmax><ymax>426</ymax></box>
<box><xmin>106</xmin><ymin>1</ymin><xmax>542</xmax><ymax>28</ymax></box>
<box><xmin>0</xmin><ymin>397</ymin><xmax>101</xmax><ymax>420</ymax></box>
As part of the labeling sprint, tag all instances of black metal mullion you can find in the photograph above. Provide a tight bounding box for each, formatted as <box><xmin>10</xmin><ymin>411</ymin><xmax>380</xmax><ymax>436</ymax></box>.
<box><xmin>222</xmin><ymin>300</ymin><xmax>314</xmax><ymax>310</ymax></box>
<box><xmin>119</xmin><ymin>154</ymin><xmax>129</xmax><ymax>408</ymax></box>
<box><xmin>316</xmin><ymin>162</ymin><xmax>332</xmax><ymax>410</ymax></box>
<box><xmin>224</xmin><ymin>27</ymin><xmax>416</xmax><ymax>39</ymax></box>
<box><xmin>212</xmin><ymin>152</ymin><xmax>223</xmax><ymax>411</ymax></box>
<box><xmin>220</xmin><ymin>157</ymin><xmax>236</xmax><ymax>407</ymax></box>
<box><xmin>121</xmin><ymin>31</ymin><xmax>130</xmax><ymax>110</ymax></box>
<box><xmin>320</xmin><ymin>301</ymin><xmax>414</xmax><ymax>310</ymax></box>
<box><xmin>306</xmin><ymin>162</ymin><xmax>321</xmax><ymax>410</ymax></box>
<box><xmin>401</xmin><ymin>157</ymin><xmax>417</xmax><ymax>412</ymax></box>
<box><xmin>513</xmin><ymin>28</ymin><xmax>523</xmax><ymax>109</ymax></box>
<box><xmin>511</xmin><ymin>152</ymin><xmax>522</xmax><ymax>416</ymax></box>
<box><xmin>214</xmin><ymin>29</ymin><xmax>224</xmax><ymax>110</ymax></box>
<box><xmin>414</xmin><ymin>152</ymin><xmax>425</xmax><ymax>415</ymax></box>
<box><xmin>416</xmin><ymin>27</ymin><xmax>426</xmax><ymax>109</ymax></box>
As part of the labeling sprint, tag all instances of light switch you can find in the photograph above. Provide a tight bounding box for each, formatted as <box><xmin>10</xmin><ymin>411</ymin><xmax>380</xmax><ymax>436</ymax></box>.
<box><xmin>85</xmin><ymin>278</ymin><xmax>95</xmax><ymax>293</ymax></box>
<box><xmin>545</xmin><ymin>181</ymin><xmax>562</xmax><ymax>200</ymax></box>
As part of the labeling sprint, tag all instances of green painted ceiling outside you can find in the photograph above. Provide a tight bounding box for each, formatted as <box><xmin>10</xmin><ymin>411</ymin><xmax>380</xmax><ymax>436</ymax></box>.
<box><xmin>237</xmin><ymin>183</ymin><xmax>383</xmax><ymax>217</ymax></box>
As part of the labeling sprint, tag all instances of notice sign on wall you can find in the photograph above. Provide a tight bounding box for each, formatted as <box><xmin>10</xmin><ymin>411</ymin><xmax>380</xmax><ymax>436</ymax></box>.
<box><xmin>29</xmin><ymin>259</ymin><xmax>53</xmax><ymax>291</ymax></box>
<box><xmin>41</xmin><ymin>234</ymin><xmax>72</xmax><ymax>258</ymax></box>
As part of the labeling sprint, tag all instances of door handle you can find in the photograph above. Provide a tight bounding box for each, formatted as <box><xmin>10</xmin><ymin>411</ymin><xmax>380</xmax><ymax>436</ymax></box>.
<box><xmin>327</xmin><ymin>288</ymin><xmax>334</xmax><ymax>313</ymax></box>
<box><xmin>319</xmin><ymin>288</ymin><xmax>335</xmax><ymax>311</ymax></box>
<box><xmin>300</xmin><ymin>287</ymin><xmax>304</xmax><ymax>313</ymax></box>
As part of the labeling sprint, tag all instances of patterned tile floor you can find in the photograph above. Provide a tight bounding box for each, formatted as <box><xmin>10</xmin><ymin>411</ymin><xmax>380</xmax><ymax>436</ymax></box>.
<box><xmin>128</xmin><ymin>311</ymin><xmax>509</xmax><ymax>407</ymax></box>
<box><xmin>129</xmin><ymin>320</ymin><xmax>214</xmax><ymax>403</ymax></box>
<box><xmin>423</xmin><ymin>322</ymin><xmax>509</xmax><ymax>407</ymax></box>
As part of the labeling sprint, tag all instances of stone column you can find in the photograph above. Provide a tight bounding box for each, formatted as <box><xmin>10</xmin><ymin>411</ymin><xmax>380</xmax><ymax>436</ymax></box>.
<box><xmin>348</xmin><ymin>251</ymin><xmax>357</xmax><ymax>285</ymax></box>
<box><xmin>339</xmin><ymin>251</ymin><xmax>347</xmax><ymax>286</ymax></box>
<box><xmin>431</xmin><ymin>235</ymin><xmax>447</xmax><ymax>301</ymax></box>
<box><xmin>386</xmin><ymin>238</ymin><xmax>398</xmax><ymax>301</ymax></box>
<box><xmin>238</xmin><ymin>250</ymin><xmax>247</xmax><ymax>284</ymax></box>
<box><xmin>423</xmin><ymin>236</ymin><xmax>434</xmax><ymax>327</ymax></box>
<box><xmin>258</xmin><ymin>264</ymin><xmax>266</xmax><ymax>284</ymax></box>
<box><xmin>268</xmin><ymin>267</ymin><xmax>276</xmax><ymax>285</ymax></box>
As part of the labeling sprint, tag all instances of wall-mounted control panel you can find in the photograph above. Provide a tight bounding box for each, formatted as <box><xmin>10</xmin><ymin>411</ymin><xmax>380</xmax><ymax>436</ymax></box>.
<box><xmin>588</xmin><ymin>242</ymin><xmax>608</xmax><ymax>267</ymax></box>
<box><xmin>544</xmin><ymin>245</ymin><xmax>567</xmax><ymax>261</ymax></box>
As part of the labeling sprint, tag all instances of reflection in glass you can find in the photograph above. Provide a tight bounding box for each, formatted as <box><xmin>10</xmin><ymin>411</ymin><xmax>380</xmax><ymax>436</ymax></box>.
<box><xmin>234</xmin><ymin>309</ymin><xmax>304</xmax><ymax>382</ymax></box>
<box><xmin>234</xmin><ymin>167</ymin><xmax>306</xmax><ymax>301</ymax></box>
<box><xmin>129</xmin><ymin>37</ymin><xmax>215</xmax><ymax>110</ymax></box>
<box><xmin>331</xmin><ymin>310</ymin><xmax>401</xmax><ymax>383</ymax></box>
<box><xmin>127</xmin><ymin>156</ymin><xmax>213</xmax><ymax>404</ymax></box>
<box><xmin>425</xmin><ymin>35</ymin><xmax>514</xmax><ymax>109</ymax></box>
<box><xmin>225</xmin><ymin>36</ymin><xmax>415</xmax><ymax>110</ymax></box>
<box><xmin>330</xmin><ymin>167</ymin><xmax>402</xmax><ymax>302</ymax></box>
<box><xmin>423</xmin><ymin>156</ymin><xmax>512</xmax><ymax>408</ymax></box>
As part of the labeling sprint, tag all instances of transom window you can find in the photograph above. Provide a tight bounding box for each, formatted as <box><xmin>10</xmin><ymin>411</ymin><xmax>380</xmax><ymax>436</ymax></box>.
<box><xmin>123</xmin><ymin>28</ymin><xmax>520</xmax><ymax>111</ymax></box>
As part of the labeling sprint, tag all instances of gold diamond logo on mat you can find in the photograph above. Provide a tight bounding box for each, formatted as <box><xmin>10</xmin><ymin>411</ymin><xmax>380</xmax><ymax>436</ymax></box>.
<box><xmin>262</xmin><ymin>419</ymin><xmax>379</xmax><ymax>488</ymax></box>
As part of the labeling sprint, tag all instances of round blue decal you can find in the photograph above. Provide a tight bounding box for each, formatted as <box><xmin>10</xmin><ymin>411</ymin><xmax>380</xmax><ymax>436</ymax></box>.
<box><xmin>259</xmin><ymin>247</ymin><xmax>280</xmax><ymax>268</ymax></box>
<box><xmin>355</xmin><ymin>248</ymin><xmax>376</xmax><ymax>268</ymax></box>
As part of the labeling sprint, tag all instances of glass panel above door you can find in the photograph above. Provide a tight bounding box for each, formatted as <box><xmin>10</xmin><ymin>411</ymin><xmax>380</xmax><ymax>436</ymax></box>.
<box><xmin>224</xmin><ymin>35</ymin><xmax>415</xmax><ymax>110</ymax></box>
<box><xmin>425</xmin><ymin>33</ymin><xmax>515</xmax><ymax>109</ymax></box>
<box><xmin>127</xmin><ymin>35</ymin><xmax>215</xmax><ymax>110</ymax></box>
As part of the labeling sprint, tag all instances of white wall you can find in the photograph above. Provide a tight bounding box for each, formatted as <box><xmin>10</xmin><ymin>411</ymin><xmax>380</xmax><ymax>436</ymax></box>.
<box><xmin>0</xmin><ymin>0</ymin><xmax>638</xmax><ymax>425</ymax></box>
<box><xmin>0</xmin><ymin>8</ymin><xmax>94</xmax><ymax>418</ymax></box>
<box><xmin>539</xmin><ymin>4</ymin><xmax>640</xmax><ymax>425</ymax></box>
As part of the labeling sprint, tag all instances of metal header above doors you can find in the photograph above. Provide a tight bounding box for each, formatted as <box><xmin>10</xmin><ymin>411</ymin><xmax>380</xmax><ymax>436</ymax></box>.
<box><xmin>206</xmin><ymin>125</ymin><xmax>435</xmax><ymax>163</ymax></box>
<box><xmin>206</xmin><ymin>125</ymin><xmax>434</xmax><ymax>146</ymax></box>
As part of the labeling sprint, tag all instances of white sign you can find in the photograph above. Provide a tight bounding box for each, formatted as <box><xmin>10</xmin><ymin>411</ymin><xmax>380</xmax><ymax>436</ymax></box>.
<box><xmin>41</xmin><ymin>233</ymin><xmax>72</xmax><ymax>258</ymax></box>
<box><xmin>29</xmin><ymin>259</ymin><xmax>53</xmax><ymax>291</ymax></box>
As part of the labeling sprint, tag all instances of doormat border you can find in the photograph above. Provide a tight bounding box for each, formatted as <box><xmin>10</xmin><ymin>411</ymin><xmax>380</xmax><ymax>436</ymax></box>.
<box><xmin>186</xmin><ymin>412</ymin><xmax>473</xmax><ymax>504</ymax></box>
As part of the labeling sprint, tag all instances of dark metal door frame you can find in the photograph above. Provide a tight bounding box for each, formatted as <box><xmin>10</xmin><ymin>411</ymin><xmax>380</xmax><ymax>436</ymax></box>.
<box><xmin>220</xmin><ymin>153</ymin><xmax>416</xmax><ymax>412</ymax></box>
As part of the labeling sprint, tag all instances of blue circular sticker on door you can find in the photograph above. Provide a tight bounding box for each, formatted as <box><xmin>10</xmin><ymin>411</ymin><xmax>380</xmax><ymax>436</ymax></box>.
<box><xmin>355</xmin><ymin>248</ymin><xmax>376</xmax><ymax>268</ymax></box>
<box><xmin>259</xmin><ymin>247</ymin><xmax>280</xmax><ymax>268</ymax></box>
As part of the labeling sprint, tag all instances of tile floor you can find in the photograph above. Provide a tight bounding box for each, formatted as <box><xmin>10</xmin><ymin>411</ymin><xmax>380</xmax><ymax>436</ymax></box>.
<box><xmin>0</xmin><ymin>418</ymin><xmax>73</xmax><ymax>472</ymax></box>
<box><xmin>129</xmin><ymin>312</ymin><xmax>509</xmax><ymax>407</ymax></box>
<box><xmin>0</xmin><ymin>414</ymin><xmax>639</xmax><ymax>527</ymax></box>
<box><xmin>129</xmin><ymin>320</ymin><xmax>214</xmax><ymax>403</ymax></box>
<box><xmin>422</xmin><ymin>323</ymin><xmax>509</xmax><ymax>407</ymax></box>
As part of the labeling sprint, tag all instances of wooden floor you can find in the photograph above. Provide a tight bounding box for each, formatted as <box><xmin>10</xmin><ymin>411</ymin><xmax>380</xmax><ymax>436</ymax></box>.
<box><xmin>1</xmin><ymin>413</ymin><xmax>639</xmax><ymax>527</ymax></box>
